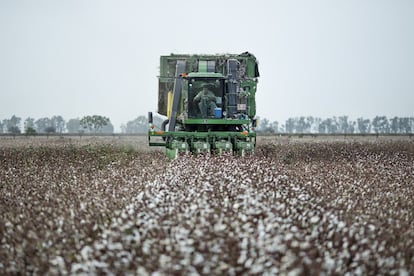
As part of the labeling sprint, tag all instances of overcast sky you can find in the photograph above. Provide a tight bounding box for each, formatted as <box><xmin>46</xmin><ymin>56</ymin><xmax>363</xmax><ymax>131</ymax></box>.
<box><xmin>1</xmin><ymin>0</ymin><xmax>413</xmax><ymax>131</ymax></box>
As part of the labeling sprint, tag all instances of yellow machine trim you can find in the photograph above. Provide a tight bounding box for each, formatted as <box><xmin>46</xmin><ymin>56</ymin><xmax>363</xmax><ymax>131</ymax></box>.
<box><xmin>167</xmin><ymin>91</ymin><xmax>173</xmax><ymax>118</ymax></box>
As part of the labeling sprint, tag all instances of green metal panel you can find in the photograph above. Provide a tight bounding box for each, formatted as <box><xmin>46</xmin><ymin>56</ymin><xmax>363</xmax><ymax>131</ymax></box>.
<box><xmin>192</xmin><ymin>141</ymin><xmax>210</xmax><ymax>154</ymax></box>
<box><xmin>166</xmin><ymin>148</ymin><xmax>179</xmax><ymax>159</ymax></box>
<box><xmin>183</xmin><ymin>118</ymin><xmax>251</xmax><ymax>125</ymax></box>
<box><xmin>149</xmin><ymin>129</ymin><xmax>256</xmax><ymax>158</ymax></box>
<box><xmin>241</xmin><ymin>79</ymin><xmax>257</xmax><ymax>118</ymax></box>
<box><xmin>159</xmin><ymin>53</ymin><xmax>258</xmax><ymax>78</ymax></box>
<box><xmin>149</xmin><ymin>130</ymin><xmax>256</xmax><ymax>140</ymax></box>
<box><xmin>198</xmin><ymin>60</ymin><xmax>207</xmax><ymax>72</ymax></box>
<box><xmin>149</xmin><ymin>142</ymin><xmax>166</xmax><ymax>147</ymax></box>
<box><xmin>235</xmin><ymin>141</ymin><xmax>255</xmax><ymax>156</ymax></box>
<box><xmin>186</xmin><ymin>72</ymin><xmax>224</xmax><ymax>78</ymax></box>
<box><xmin>214</xmin><ymin>140</ymin><xmax>233</xmax><ymax>154</ymax></box>
<box><xmin>171</xmin><ymin>140</ymin><xmax>189</xmax><ymax>152</ymax></box>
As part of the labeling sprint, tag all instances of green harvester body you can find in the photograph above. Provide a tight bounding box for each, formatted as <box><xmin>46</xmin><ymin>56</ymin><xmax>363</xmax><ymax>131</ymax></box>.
<box><xmin>148</xmin><ymin>52</ymin><xmax>260</xmax><ymax>158</ymax></box>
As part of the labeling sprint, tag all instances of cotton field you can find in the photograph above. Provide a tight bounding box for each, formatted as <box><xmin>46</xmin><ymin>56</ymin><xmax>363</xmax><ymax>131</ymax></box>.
<box><xmin>0</xmin><ymin>136</ymin><xmax>413</xmax><ymax>275</ymax></box>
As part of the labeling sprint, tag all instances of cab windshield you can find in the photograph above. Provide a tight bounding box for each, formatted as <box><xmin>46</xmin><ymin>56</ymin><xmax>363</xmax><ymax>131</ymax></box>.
<box><xmin>187</xmin><ymin>78</ymin><xmax>224</xmax><ymax>118</ymax></box>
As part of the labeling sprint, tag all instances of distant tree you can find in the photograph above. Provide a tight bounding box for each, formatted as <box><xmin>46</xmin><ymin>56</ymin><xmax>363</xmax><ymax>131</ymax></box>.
<box><xmin>0</xmin><ymin>120</ymin><xmax>4</xmax><ymax>133</ymax></box>
<box><xmin>279</xmin><ymin>124</ymin><xmax>286</xmax><ymax>133</ymax></box>
<box><xmin>372</xmin><ymin>116</ymin><xmax>389</xmax><ymax>134</ymax></box>
<box><xmin>347</xmin><ymin>120</ymin><xmax>356</xmax><ymax>134</ymax></box>
<box><xmin>390</xmin><ymin>117</ymin><xmax>399</xmax><ymax>134</ymax></box>
<box><xmin>357</xmin><ymin>117</ymin><xmax>371</xmax><ymax>134</ymax></box>
<box><xmin>45</xmin><ymin>126</ymin><xmax>56</xmax><ymax>134</ymax></box>
<box><xmin>295</xmin><ymin>117</ymin><xmax>306</xmax><ymax>133</ymax></box>
<box><xmin>66</xmin><ymin>118</ymin><xmax>81</xmax><ymax>133</ymax></box>
<box><xmin>1</xmin><ymin>119</ymin><xmax>10</xmax><ymax>133</ymax></box>
<box><xmin>320</xmin><ymin>118</ymin><xmax>338</xmax><ymax>134</ymax></box>
<box><xmin>125</xmin><ymin>115</ymin><xmax>148</xmax><ymax>133</ymax></box>
<box><xmin>399</xmin><ymin>117</ymin><xmax>411</xmax><ymax>134</ymax></box>
<box><xmin>51</xmin><ymin>115</ymin><xmax>65</xmax><ymax>133</ymax></box>
<box><xmin>123</xmin><ymin>114</ymin><xmax>166</xmax><ymax>134</ymax></box>
<box><xmin>8</xmin><ymin>126</ymin><xmax>21</xmax><ymax>134</ymax></box>
<box><xmin>318</xmin><ymin>118</ymin><xmax>331</xmax><ymax>134</ymax></box>
<box><xmin>311</xmin><ymin>117</ymin><xmax>322</xmax><ymax>133</ymax></box>
<box><xmin>318</xmin><ymin>120</ymin><xmax>326</xmax><ymax>134</ymax></box>
<box><xmin>285</xmin><ymin>118</ymin><xmax>295</xmax><ymax>133</ymax></box>
<box><xmin>120</xmin><ymin>124</ymin><xmax>127</xmax><ymax>133</ymax></box>
<box><xmin>305</xmin><ymin>116</ymin><xmax>314</xmax><ymax>133</ymax></box>
<box><xmin>4</xmin><ymin>115</ymin><xmax>21</xmax><ymax>134</ymax></box>
<box><xmin>269</xmin><ymin>120</ymin><xmax>279</xmax><ymax>133</ymax></box>
<box><xmin>24</xmin><ymin>117</ymin><xmax>35</xmax><ymax>132</ymax></box>
<box><xmin>334</xmin><ymin>116</ymin><xmax>355</xmax><ymax>134</ymax></box>
<box><xmin>80</xmin><ymin>115</ymin><xmax>110</xmax><ymax>133</ymax></box>
<box><xmin>35</xmin><ymin>117</ymin><xmax>52</xmax><ymax>133</ymax></box>
<box><xmin>337</xmin><ymin>116</ymin><xmax>349</xmax><ymax>133</ymax></box>
<box><xmin>259</xmin><ymin>118</ymin><xmax>269</xmax><ymax>132</ymax></box>
<box><xmin>411</xmin><ymin>117</ymin><xmax>414</xmax><ymax>133</ymax></box>
<box><xmin>100</xmin><ymin>122</ymin><xmax>114</xmax><ymax>133</ymax></box>
<box><xmin>332</xmin><ymin>117</ymin><xmax>341</xmax><ymax>133</ymax></box>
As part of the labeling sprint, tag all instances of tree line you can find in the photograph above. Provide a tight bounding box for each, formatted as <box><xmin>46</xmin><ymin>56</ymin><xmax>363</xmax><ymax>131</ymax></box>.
<box><xmin>0</xmin><ymin>115</ymin><xmax>164</xmax><ymax>135</ymax></box>
<box><xmin>1</xmin><ymin>114</ymin><xmax>413</xmax><ymax>134</ymax></box>
<box><xmin>0</xmin><ymin>115</ymin><xmax>114</xmax><ymax>134</ymax></box>
<box><xmin>257</xmin><ymin>115</ymin><xmax>414</xmax><ymax>134</ymax></box>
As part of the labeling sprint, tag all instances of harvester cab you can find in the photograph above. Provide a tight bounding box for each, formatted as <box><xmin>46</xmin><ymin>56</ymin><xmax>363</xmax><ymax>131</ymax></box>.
<box><xmin>186</xmin><ymin>75</ymin><xmax>224</xmax><ymax>119</ymax></box>
<box><xmin>148</xmin><ymin>52</ymin><xmax>259</xmax><ymax>159</ymax></box>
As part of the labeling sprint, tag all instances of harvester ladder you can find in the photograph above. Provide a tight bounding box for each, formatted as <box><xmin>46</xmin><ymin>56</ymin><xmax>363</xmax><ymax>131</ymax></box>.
<box><xmin>227</xmin><ymin>59</ymin><xmax>239</xmax><ymax>117</ymax></box>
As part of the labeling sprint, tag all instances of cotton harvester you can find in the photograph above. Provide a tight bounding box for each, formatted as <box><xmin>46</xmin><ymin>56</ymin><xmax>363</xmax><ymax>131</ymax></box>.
<box><xmin>148</xmin><ymin>52</ymin><xmax>260</xmax><ymax>159</ymax></box>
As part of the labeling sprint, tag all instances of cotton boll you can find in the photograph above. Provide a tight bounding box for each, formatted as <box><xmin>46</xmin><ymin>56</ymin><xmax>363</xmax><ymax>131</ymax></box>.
<box><xmin>310</xmin><ymin>216</ymin><xmax>320</xmax><ymax>224</ymax></box>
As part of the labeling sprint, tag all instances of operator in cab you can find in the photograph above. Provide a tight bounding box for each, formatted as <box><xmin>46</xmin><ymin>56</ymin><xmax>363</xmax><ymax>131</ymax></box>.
<box><xmin>193</xmin><ymin>83</ymin><xmax>217</xmax><ymax>118</ymax></box>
